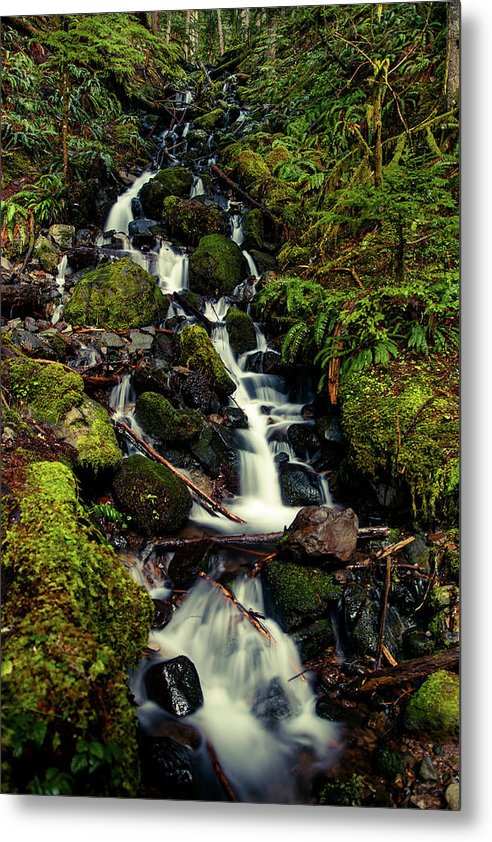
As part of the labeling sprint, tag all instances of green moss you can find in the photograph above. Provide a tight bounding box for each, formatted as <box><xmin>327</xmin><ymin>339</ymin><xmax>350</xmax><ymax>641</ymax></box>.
<box><xmin>188</xmin><ymin>234</ymin><xmax>247</xmax><ymax>297</ymax></box>
<box><xmin>404</xmin><ymin>670</ymin><xmax>459</xmax><ymax>738</ymax></box>
<box><xmin>61</xmin><ymin>397</ymin><xmax>122</xmax><ymax>475</ymax></box>
<box><xmin>237</xmin><ymin>150</ymin><xmax>271</xmax><ymax>186</ymax></box>
<box><xmin>33</xmin><ymin>234</ymin><xmax>59</xmax><ymax>273</ymax></box>
<box><xmin>225</xmin><ymin>306</ymin><xmax>257</xmax><ymax>355</ymax></box>
<box><xmin>339</xmin><ymin>368</ymin><xmax>459</xmax><ymax>525</ymax></box>
<box><xmin>179</xmin><ymin>324</ymin><xmax>236</xmax><ymax>397</ymax></box>
<box><xmin>193</xmin><ymin>108</ymin><xmax>227</xmax><ymax>132</ymax></box>
<box><xmin>162</xmin><ymin>196</ymin><xmax>228</xmax><ymax>246</ymax></box>
<box><xmin>112</xmin><ymin>454</ymin><xmax>192</xmax><ymax>536</ymax></box>
<box><xmin>138</xmin><ymin>167</ymin><xmax>194</xmax><ymax>218</ymax></box>
<box><xmin>65</xmin><ymin>258</ymin><xmax>166</xmax><ymax>330</ymax></box>
<box><xmin>1</xmin><ymin>461</ymin><xmax>153</xmax><ymax>795</ymax></box>
<box><xmin>134</xmin><ymin>392</ymin><xmax>203</xmax><ymax>444</ymax></box>
<box><xmin>262</xmin><ymin>559</ymin><xmax>341</xmax><ymax>631</ymax></box>
<box><xmin>318</xmin><ymin>774</ymin><xmax>367</xmax><ymax>807</ymax></box>
<box><xmin>266</xmin><ymin>145</ymin><xmax>291</xmax><ymax>172</ymax></box>
<box><xmin>6</xmin><ymin>357</ymin><xmax>85</xmax><ymax>424</ymax></box>
<box><xmin>242</xmin><ymin>208</ymin><xmax>265</xmax><ymax>251</ymax></box>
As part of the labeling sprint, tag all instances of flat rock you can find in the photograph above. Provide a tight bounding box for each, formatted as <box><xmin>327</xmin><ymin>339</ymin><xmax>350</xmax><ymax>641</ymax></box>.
<box><xmin>283</xmin><ymin>506</ymin><xmax>359</xmax><ymax>562</ymax></box>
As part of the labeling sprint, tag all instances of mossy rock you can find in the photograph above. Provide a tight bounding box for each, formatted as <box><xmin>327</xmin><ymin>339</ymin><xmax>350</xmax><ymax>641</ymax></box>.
<box><xmin>404</xmin><ymin>670</ymin><xmax>459</xmax><ymax>738</ymax></box>
<box><xmin>249</xmin><ymin>249</ymin><xmax>278</xmax><ymax>276</ymax></box>
<box><xmin>266</xmin><ymin>145</ymin><xmax>291</xmax><ymax>173</ymax></box>
<box><xmin>339</xmin><ymin>367</ymin><xmax>459</xmax><ymax>525</ymax></box>
<box><xmin>262</xmin><ymin>559</ymin><xmax>341</xmax><ymax>632</ymax></box>
<box><xmin>225</xmin><ymin>306</ymin><xmax>257</xmax><ymax>355</ymax></box>
<box><xmin>193</xmin><ymin>108</ymin><xmax>227</xmax><ymax>133</ymax></box>
<box><xmin>188</xmin><ymin>234</ymin><xmax>248</xmax><ymax>297</ymax></box>
<box><xmin>1</xmin><ymin>461</ymin><xmax>153</xmax><ymax>796</ymax></box>
<box><xmin>242</xmin><ymin>208</ymin><xmax>265</xmax><ymax>251</ymax></box>
<box><xmin>134</xmin><ymin>392</ymin><xmax>203</xmax><ymax>445</ymax></box>
<box><xmin>186</xmin><ymin>128</ymin><xmax>209</xmax><ymax>155</ymax></box>
<box><xmin>179</xmin><ymin>324</ymin><xmax>236</xmax><ymax>397</ymax></box>
<box><xmin>56</xmin><ymin>396</ymin><xmax>122</xmax><ymax>476</ymax></box>
<box><xmin>65</xmin><ymin>258</ymin><xmax>166</xmax><ymax>330</ymax></box>
<box><xmin>236</xmin><ymin>150</ymin><xmax>271</xmax><ymax>186</ymax></box>
<box><xmin>33</xmin><ymin>234</ymin><xmax>60</xmax><ymax>274</ymax></box>
<box><xmin>162</xmin><ymin>196</ymin><xmax>228</xmax><ymax>246</ymax></box>
<box><xmin>37</xmin><ymin>329</ymin><xmax>68</xmax><ymax>361</ymax></box>
<box><xmin>138</xmin><ymin>167</ymin><xmax>194</xmax><ymax>218</ymax></box>
<box><xmin>112</xmin><ymin>454</ymin><xmax>192</xmax><ymax>536</ymax></box>
<box><xmin>5</xmin><ymin>357</ymin><xmax>85</xmax><ymax>425</ymax></box>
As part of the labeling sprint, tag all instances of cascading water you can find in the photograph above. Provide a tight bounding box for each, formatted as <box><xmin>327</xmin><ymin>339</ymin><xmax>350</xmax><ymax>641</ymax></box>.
<box><xmin>51</xmin><ymin>254</ymin><xmax>68</xmax><ymax>324</ymax></box>
<box><xmin>101</xmin><ymin>78</ymin><xmax>338</xmax><ymax>803</ymax></box>
<box><xmin>131</xmin><ymin>573</ymin><xmax>339</xmax><ymax>804</ymax></box>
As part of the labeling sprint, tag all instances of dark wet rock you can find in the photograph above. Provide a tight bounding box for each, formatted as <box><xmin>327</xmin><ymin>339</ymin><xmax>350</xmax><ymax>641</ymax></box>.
<box><xmin>38</xmin><ymin>329</ymin><xmax>68</xmax><ymax>361</ymax></box>
<box><xmin>180</xmin><ymin>369</ymin><xmax>221</xmax><ymax>415</ymax></box>
<box><xmin>278</xmin><ymin>463</ymin><xmax>324</xmax><ymax>508</ymax></box>
<box><xmin>74</xmin><ymin>227</ymin><xmax>99</xmax><ymax>248</ymax></box>
<box><xmin>245</xmin><ymin>349</ymin><xmax>282</xmax><ymax>375</ymax></box>
<box><xmin>292</xmin><ymin>618</ymin><xmax>336</xmax><ymax>662</ymax></box>
<box><xmin>112</xmin><ymin>454</ymin><xmax>192</xmax><ymax>535</ymax></box>
<box><xmin>342</xmin><ymin>585</ymin><xmax>379</xmax><ymax>657</ymax></box>
<box><xmin>222</xmin><ymin>406</ymin><xmax>248</xmax><ymax>429</ymax></box>
<box><xmin>417</xmin><ymin>756</ymin><xmax>439</xmax><ymax>782</ymax></box>
<box><xmin>249</xmin><ymin>249</ymin><xmax>278</xmax><ymax>275</ymax></box>
<box><xmin>131</xmin><ymin>196</ymin><xmax>144</xmax><ymax>219</ymax></box>
<box><xmin>190</xmin><ymin>423</ymin><xmax>239</xmax><ymax>492</ymax></box>
<box><xmin>133</xmin><ymin>359</ymin><xmax>171</xmax><ymax>397</ymax></box>
<box><xmin>1</xmin><ymin>281</ymin><xmax>43</xmax><ymax>319</ymax></box>
<box><xmin>168</xmin><ymin>544</ymin><xmax>207</xmax><ymax>589</ymax></box>
<box><xmin>96</xmin><ymin>331</ymin><xmax>127</xmax><ymax>350</ymax></box>
<box><xmin>403</xmin><ymin>628</ymin><xmax>434</xmax><ymax>659</ymax></box>
<box><xmin>139</xmin><ymin>167</ymin><xmax>194</xmax><ymax>218</ymax></box>
<box><xmin>152</xmin><ymin>599</ymin><xmax>174</xmax><ymax>630</ymax></box>
<box><xmin>287</xmin><ymin>423</ymin><xmax>322</xmax><ymax>460</ymax></box>
<box><xmin>232</xmin><ymin>277</ymin><xmax>257</xmax><ymax>306</ymax></box>
<box><xmin>128</xmin><ymin>217</ymin><xmax>160</xmax><ymax>248</ymax></box>
<box><xmin>251</xmin><ymin>678</ymin><xmax>292</xmax><ymax>723</ymax></box>
<box><xmin>152</xmin><ymin>331</ymin><xmax>179</xmax><ymax>364</ymax></box>
<box><xmin>140</xmin><ymin>736</ymin><xmax>196</xmax><ymax>799</ymax></box>
<box><xmin>282</xmin><ymin>506</ymin><xmax>359</xmax><ymax>562</ymax></box>
<box><xmin>66</xmin><ymin>247</ymin><xmax>98</xmax><ymax>272</ymax></box>
<box><xmin>24</xmin><ymin>316</ymin><xmax>38</xmax><ymax>333</ymax></box>
<box><xmin>316</xmin><ymin>414</ymin><xmax>344</xmax><ymax>442</ymax></box>
<box><xmin>128</xmin><ymin>330</ymin><xmax>155</xmax><ymax>355</ymax></box>
<box><xmin>144</xmin><ymin>655</ymin><xmax>204</xmax><ymax>716</ymax></box>
<box><xmin>10</xmin><ymin>327</ymin><xmax>59</xmax><ymax>360</ymax></box>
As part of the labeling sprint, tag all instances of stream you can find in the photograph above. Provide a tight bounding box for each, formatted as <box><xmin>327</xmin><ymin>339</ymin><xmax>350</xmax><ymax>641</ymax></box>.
<box><xmin>99</xmin><ymin>81</ymin><xmax>339</xmax><ymax>803</ymax></box>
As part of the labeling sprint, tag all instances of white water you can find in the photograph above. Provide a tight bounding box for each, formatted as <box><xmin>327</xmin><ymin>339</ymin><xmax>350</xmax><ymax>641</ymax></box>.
<box><xmin>51</xmin><ymin>254</ymin><xmax>69</xmax><ymax>324</ymax></box>
<box><xmin>132</xmin><ymin>574</ymin><xmax>338</xmax><ymax>803</ymax></box>
<box><xmin>190</xmin><ymin>175</ymin><xmax>205</xmax><ymax>198</ymax></box>
<box><xmin>104</xmin><ymin>170</ymin><xmax>155</xmax><ymax>235</ymax></box>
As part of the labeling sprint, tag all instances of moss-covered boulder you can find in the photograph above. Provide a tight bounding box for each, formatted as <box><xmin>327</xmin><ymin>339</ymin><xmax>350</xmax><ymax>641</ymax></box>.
<box><xmin>112</xmin><ymin>454</ymin><xmax>192</xmax><ymax>536</ymax></box>
<box><xmin>404</xmin><ymin>671</ymin><xmax>459</xmax><ymax>738</ymax></box>
<box><xmin>65</xmin><ymin>258</ymin><xmax>166</xmax><ymax>330</ymax></box>
<box><xmin>188</xmin><ymin>234</ymin><xmax>248</xmax><ymax>296</ymax></box>
<box><xmin>262</xmin><ymin>558</ymin><xmax>341</xmax><ymax>632</ymax></box>
<box><xmin>339</xmin><ymin>367</ymin><xmax>459</xmax><ymax>525</ymax></box>
<box><xmin>134</xmin><ymin>392</ymin><xmax>203</xmax><ymax>445</ymax></box>
<box><xmin>225</xmin><ymin>306</ymin><xmax>257</xmax><ymax>355</ymax></box>
<box><xmin>162</xmin><ymin>196</ymin><xmax>228</xmax><ymax>246</ymax></box>
<box><xmin>56</xmin><ymin>396</ymin><xmax>122</xmax><ymax>476</ymax></box>
<box><xmin>33</xmin><ymin>234</ymin><xmax>60</xmax><ymax>274</ymax></box>
<box><xmin>138</xmin><ymin>167</ymin><xmax>194</xmax><ymax>218</ymax></box>
<box><xmin>243</xmin><ymin>208</ymin><xmax>265</xmax><ymax>251</ymax></box>
<box><xmin>1</xmin><ymin>461</ymin><xmax>153</xmax><ymax>796</ymax></box>
<box><xmin>193</xmin><ymin>108</ymin><xmax>227</xmax><ymax>133</ymax></box>
<box><xmin>6</xmin><ymin>357</ymin><xmax>85</xmax><ymax>425</ymax></box>
<box><xmin>179</xmin><ymin>324</ymin><xmax>236</xmax><ymax>397</ymax></box>
<box><xmin>249</xmin><ymin>249</ymin><xmax>278</xmax><ymax>276</ymax></box>
<box><xmin>266</xmin><ymin>145</ymin><xmax>292</xmax><ymax>173</ymax></box>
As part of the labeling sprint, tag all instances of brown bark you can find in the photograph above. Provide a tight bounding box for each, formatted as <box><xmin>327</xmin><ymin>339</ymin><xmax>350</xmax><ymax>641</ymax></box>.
<box><xmin>150</xmin><ymin>11</ymin><xmax>161</xmax><ymax>36</ymax></box>
<box><xmin>216</xmin><ymin>9</ymin><xmax>225</xmax><ymax>55</ymax></box>
<box><xmin>210</xmin><ymin>164</ymin><xmax>285</xmax><ymax>228</ymax></box>
<box><xmin>198</xmin><ymin>573</ymin><xmax>274</xmax><ymax>642</ymax></box>
<box><xmin>173</xmin><ymin>291</ymin><xmax>213</xmax><ymax>333</ymax></box>
<box><xmin>166</xmin><ymin>12</ymin><xmax>172</xmax><ymax>44</ymax></box>
<box><xmin>341</xmin><ymin>648</ymin><xmax>459</xmax><ymax>696</ymax></box>
<box><xmin>446</xmin><ymin>0</ymin><xmax>460</xmax><ymax>111</ymax></box>
<box><xmin>152</xmin><ymin>525</ymin><xmax>390</xmax><ymax>552</ymax></box>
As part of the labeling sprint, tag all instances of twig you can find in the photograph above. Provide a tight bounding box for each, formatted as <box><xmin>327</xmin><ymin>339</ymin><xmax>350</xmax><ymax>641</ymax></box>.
<box><xmin>198</xmin><ymin>572</ymin><xmax>274</xmax><ymax>642</ymax></box>
<box><xmin>376</xmin><ymin>555</ymin><xmax>393</xmax><ymax>668</ymax></box>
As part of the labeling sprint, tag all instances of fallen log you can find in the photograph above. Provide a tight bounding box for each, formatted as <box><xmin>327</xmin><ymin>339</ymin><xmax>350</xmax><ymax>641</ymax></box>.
<box><xmin>111</xmin><ymin>415</ymin><xmax>246</xmax><ymax>525</ymax></box>
<box><xmin>210</xmin><ymin>163</ymin><xmax>284</xmax><ymax>228</ymax></box>
<box><xmin>340</xmin><ymin>648</ymin><xmax>459</xmax><ymax>696</ymax></box>
<box><xmin>173</xmin><ymin>291</ymin><xmax>213</xmax><ymax>333</ymax></box>
<box><xmin>206</xmin><ymin>741</ymin><xmax>237</xmax><ymax>802</ymax></box>
<box><xmin>152</xmin><ymin>525</ymin><xmax>390</xmax><ymax>552</ymax></box>
<box><xmin>198</xmin><ymin>572</ymin><xmax>274</xmax><ymax>642</ymax></box>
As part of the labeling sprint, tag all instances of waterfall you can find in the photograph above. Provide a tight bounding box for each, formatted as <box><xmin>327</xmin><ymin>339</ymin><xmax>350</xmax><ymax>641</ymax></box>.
<box><xmin>104</xmin><ymin>170</ymin><xmax>155</xmax><ymax>235</ymax></box>
<box><xmin>51</xmin><ymin>254</ymin><xmax>68</xmax><ymax>324</ymax></box>
<box><xmin>131</xmin><ymin>574</ymin><xmax>338</xmax><ymax>804</ymax></box>
<box><xmin>155</xmin><ymin>243</ymin><xmax>189</xmax><ymax>293</ymax></box>
<box><xmin>190</xmin><ymin>175</ymin><xmax>205</xmax><ymax>198</ymax></box>
<box><xmin>231</xmin><ymin>213</ymin><xmax>244</xmax><ymax>245</ymax></box>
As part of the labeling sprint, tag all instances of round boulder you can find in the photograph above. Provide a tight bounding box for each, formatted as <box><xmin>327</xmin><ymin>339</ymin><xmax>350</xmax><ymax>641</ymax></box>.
<box><xmin>282</xmin><ymin>506</ymin><xmax>359</xmax><ymax>562</ymax></box>
<box><xmin>112</xmin><ymin>454</ymin><xmax>192</xmax><ymax>535</ymax></box>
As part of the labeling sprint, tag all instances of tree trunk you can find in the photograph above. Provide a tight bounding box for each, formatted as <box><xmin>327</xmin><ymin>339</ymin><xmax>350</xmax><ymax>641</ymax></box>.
<box><xmin>150</xmin><ymin>11</ymin><xmax>161</xmax><ymax>36</ymax></box>
<box><xmin>60</xmin><ymin>17</ymin><xmax>69</xmax><ymax>188</ymax></box>
<box><xmin>446</xmin><ymin>0</ymin><xmax>460</xmax><ymax>110</ymax></box>
<box><xmin>166</xmin><ymin>12</ymin><xmax>172</xmax><ymax>43</ymax></box>
<box><xmin>373</xmin><ymin>80</ymin><xmax>383</xmax><ymax>187</ymax></box>
<box><xmin>184</xmin><ymin>10</ymin><xmax>191</xmax><ymax>61</ymax></box>
<box><xmin>241</xmin><ymin>8</ymin><xmax>250</xmax><ymax>38</ymax></box>
<box><xmin>217</xmin><ymin>9</ymin><xmax>225</xmax><ymax>55</ymax></box>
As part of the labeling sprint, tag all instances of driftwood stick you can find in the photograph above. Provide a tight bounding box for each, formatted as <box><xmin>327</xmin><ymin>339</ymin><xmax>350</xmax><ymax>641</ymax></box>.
<box><xmin>198</xmin><ymin>572</ymin><xmax>274</xmax><ymax>642</ymax></box>
<box><xmin>111</xmin><ymin>415</ymin><xmax>246</xmax><ymax>525</ymax></box>
<box><xmin>210</xmin><ymin>163</ymin><xmax>284</xmax><ymax>227</ymax></box>
<box><xmin>173</xmin><ymin>291</ymin><xmax>213</xmax><ymax>333</ymax></box>
<box><xmin>342</xmin><ymin>648</ymin><xmax>459</xmax><ymax>696</ymax></box>
<box><xmin>152</xmin><ymin>526</ymin><xmax>390</xmax><ymax>552</ymax></box>
<box><xmin>206</xmin><ymin>741</ymin><xmax>237</xmax><ymax>802</ymax></box>
<box><xmin>376</xmin><ymin>555</ymin><xmax>393</xmax><ymax>669</ymax></box>
<box><xmin>376</xmin><ymin>535</ymin><xmax>415</xmax><ymax>559</ymax></box>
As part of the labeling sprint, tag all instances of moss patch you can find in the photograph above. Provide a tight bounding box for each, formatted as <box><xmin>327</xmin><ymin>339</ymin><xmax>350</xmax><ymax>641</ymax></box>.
<box><xmin>193</xmin><ymin>108</ymin><xmax>227</xmax><ymax>133</ymax></box>
<box><xmin>6</xmin><ymin>357</ymin><xmax>85</xmax><ymax>425</ymax></box>
<box><xmin>179</xmin><ymin>324</ymin><xmax>236</xmax><ymax>397</ymax></box>
<box><xmin>262</xmin><ymin>558</ymin><xmax>341</xmax><ymax>631</ymax></box>
<box><xmin>339</xmin><ymin>367</ymin><xmax>459</xmax><ymax>525</ymax></box>
<box><xmin>225</xmin><ymin>306</ymin><xmax>257</xmax><ymax>355</ymax></box>
<box><xmin>112</xmin><ymin>454</ymin><xmax>192</xmax><ymax>536</ymax></box>
<box><xmin>1</xmin><ymin>461</ymin><xmax>153</xmax><ymax>796</ymax></box>
<box><xmin>188</xmin><ymin>234</ymin><xmax>248</xmax><ymax>297</ymax></box>
<box><xmin>138</xmin><ymin>167</ymin><xmax>194</xmax><ymax>218</ymax></box>
<box><xmin>404</xmin><ymin>670</ymin><xmax>459</xmax><ymax>738</ymax></box>
<box><xmin>134</xmin><ymin>392</ymin><xmax>203</xmax><ymax>445</ymax></box>
<box><xmin>58</xmin><ymin>396</ymin><xmax>122</xmax><ymax>475</ymax></box>
<box><xmin>162</xmin><ymin>196</ymin><xmax>228</xmax><ymax>246</ymax></box>
<box><xmin>65</xmin><ymin>257</ymin><xmax>166</xmax><ymax>330</ymax></box>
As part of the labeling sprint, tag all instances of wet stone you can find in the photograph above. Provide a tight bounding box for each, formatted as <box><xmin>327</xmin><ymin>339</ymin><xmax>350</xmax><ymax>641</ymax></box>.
<box><xmin>251</xmin><ymin>678</ymin><xmax>292</xmax><ymax>723</ymax></box>
<box><xmin>140</xmin><ymin>736</ymin><xmax>196</xmax><ymax>799</ymax></box>
<box><xmin>418</xmin><ymin>755</ymin><xmax>439</xmax><ymax>782</ymax></box>
<box><xmin>144</xmin><ymin>655</ymin><xmax>204</xmax><ymax>717</ymax></box>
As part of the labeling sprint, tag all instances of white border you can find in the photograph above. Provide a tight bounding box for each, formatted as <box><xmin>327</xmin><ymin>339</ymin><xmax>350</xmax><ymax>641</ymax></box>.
<box><xmin>1</xmin><ymin>1</ymin><xmax>491</xmax><ymax>840</ymax></box>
